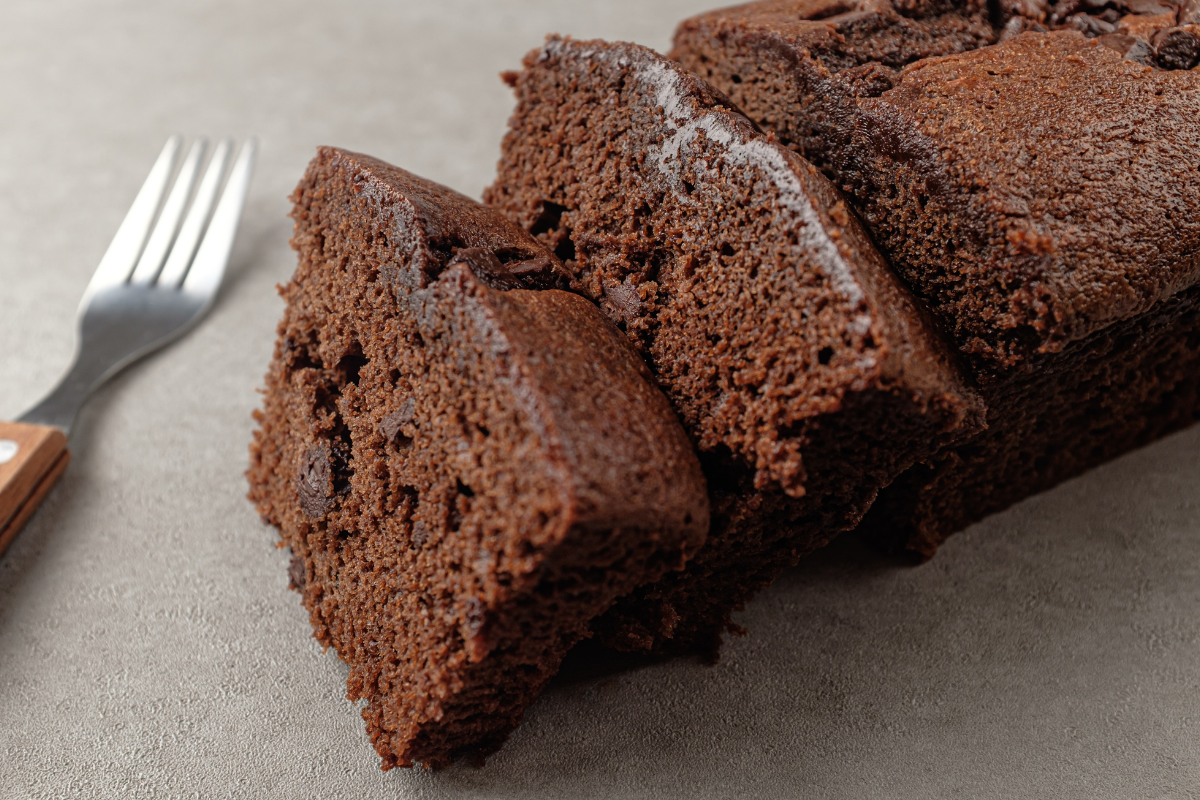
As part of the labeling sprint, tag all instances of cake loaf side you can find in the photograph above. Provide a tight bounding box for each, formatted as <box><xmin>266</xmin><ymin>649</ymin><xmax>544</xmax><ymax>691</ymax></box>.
<box><xmin>485</xmin><ymin>38</ymin><xmax>982</xmax><ymax>652</ymax></box>
<box><xmin>862</xmin><ymin>284</ymin><xmax>1200</xmax><ymax>558</ymax></box>
<box><xmin>248</xmin><ymin>147</ymin><xmax>709</xmax><ymax>767</ymax></box>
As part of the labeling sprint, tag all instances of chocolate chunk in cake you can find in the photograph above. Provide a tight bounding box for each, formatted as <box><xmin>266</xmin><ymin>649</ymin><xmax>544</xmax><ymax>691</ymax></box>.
<box><xmin>247</xmin><ymin>147</ymin><xmax>709</xmax><ymax>767</ymax></box>
<box><xmin>485</xmin><ymin>38</ymin><xmax>982</xmax><ymax>652</ymax></box>
<box><xmin>674</xmin><ymin>0</ymin><xmax>1200</xmax><ymax>556</ymax></box>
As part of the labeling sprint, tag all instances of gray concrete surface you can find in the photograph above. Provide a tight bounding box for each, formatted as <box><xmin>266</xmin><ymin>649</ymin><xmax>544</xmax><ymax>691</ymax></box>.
<box><xmin>1</xmin><ymin>2</ymin><xmax>1197</xmax><ymax>797</ymax></box>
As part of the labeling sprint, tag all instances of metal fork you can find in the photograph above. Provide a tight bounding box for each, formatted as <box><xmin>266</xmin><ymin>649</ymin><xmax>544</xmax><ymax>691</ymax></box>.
<box><xmin>0</xmin><ymin>136</ymin><xmax>258</xmax><ymax>555</ymax></box>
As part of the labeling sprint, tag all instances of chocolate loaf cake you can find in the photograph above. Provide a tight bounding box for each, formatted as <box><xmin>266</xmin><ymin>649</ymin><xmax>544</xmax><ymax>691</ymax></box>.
<box><xmin>247</xmin><ymin>147</ymin><xmax>709</xmax><ymax>767</ymax></box>
<box><xmin>485</xmin><ymin>38</ymin><xmax>983</xmax><ymax>651</ymax></box>
<box><xmin>673</xmin><ymin>1</ymin><xmax>1200</xmax><ymax>556</ymax></box>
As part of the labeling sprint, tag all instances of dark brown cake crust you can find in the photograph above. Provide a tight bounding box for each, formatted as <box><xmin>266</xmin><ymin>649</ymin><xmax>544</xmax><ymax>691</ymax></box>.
<box><xmin>247</xmin><ymin>147</ymin><xmax>709</xmax><ymax>767</ymax></box>
<box><xmin>485</xmin><ymin>38</ymin><xmax>982</xmax><ymax>651</ymax></box>
<box><xmin>673</xmin><ymin>0</ymin><xmax>1200</xmax><ymax>557</ymax></box>
<box><xmin>840</xmin><ymin>31</ymin><xmax>1200</xmax><ymax>367</ymax></box>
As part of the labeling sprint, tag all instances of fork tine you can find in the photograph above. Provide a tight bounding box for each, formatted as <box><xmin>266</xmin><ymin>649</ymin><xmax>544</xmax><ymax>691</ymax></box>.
<box><xmin>180</xmin><ymin>139</ymin><xmax>257</xmax><ymax>300</ymax></box>
<box><xmin>130</xmin><ymin>138</ymin><xmax>208</xmax><ymax>285</ymax></box>
<box><xmin>157</xmin><ymin>139</ymin><xmax>232</xmax><ymax>289</ymax></box>
<box><xmin>81</xmin><ymin>136</ymin><xmax>182</xmax><ymax>305</ymax></box>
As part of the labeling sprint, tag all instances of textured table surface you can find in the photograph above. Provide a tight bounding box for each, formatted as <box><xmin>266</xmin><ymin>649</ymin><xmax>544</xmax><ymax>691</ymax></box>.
<box><xmin>2</xmin><ymin>2</ymin><xmax>1198</xmax><ymax>798</ymax></box>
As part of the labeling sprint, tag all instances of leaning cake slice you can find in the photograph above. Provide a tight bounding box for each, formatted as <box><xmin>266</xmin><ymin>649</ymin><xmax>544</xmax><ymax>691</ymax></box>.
<box><xmin>247</xmin><ymin>147</ymin><xmax>709</xmax><ymax>768</ymax></box>
<box><xmin>485</xmin><ymin>38</ymin><xmax>982</xmax><ymax>652</ymax></box>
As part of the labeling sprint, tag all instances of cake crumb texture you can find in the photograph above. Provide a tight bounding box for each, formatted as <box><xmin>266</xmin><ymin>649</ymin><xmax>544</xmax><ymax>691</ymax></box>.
<box><xmin>248</xmin><ymin>147</ymin><xmax>708</xmax><ymax>767</ymax></box>
<box><xmin>486</xmin><ymin>38</ymin><xmax>982</xmax><ymax>651</ymax></box>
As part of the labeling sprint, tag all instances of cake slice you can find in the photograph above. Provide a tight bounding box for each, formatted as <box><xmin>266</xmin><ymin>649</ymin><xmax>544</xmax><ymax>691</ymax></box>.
<box><xmin>485</xmin><ymin>37</ymin><xmax>983</xmax><ymax>651</ymax></box>
<box><xmin>247</xmin><ymin>147</ymin><xmax>709</xmax><ymax>767</ymax></box>
<box><xmin>673</xmin><ymin>1</ymin><xmax>1200</xmax><ymax>556</ymax></box>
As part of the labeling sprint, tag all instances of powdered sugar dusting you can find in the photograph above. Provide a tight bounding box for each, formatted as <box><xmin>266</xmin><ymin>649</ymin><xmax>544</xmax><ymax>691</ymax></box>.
<box><xmin>635</xmin><ymin>58</ymin><xmax>867</xmax><ymax>308</ymax></box>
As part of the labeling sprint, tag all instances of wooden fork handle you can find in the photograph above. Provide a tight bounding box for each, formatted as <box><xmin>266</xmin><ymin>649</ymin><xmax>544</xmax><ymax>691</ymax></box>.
<box><xmin>0</xmin><ymin>421</ymin><xmax>70</xmax><ymax>556</ymax></box>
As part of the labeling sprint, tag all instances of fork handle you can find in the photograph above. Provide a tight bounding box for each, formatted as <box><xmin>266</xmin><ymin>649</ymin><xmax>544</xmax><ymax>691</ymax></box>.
<box><xmin>0</xmin><ymin>421</ymin><xmax>70</xmax><ymax>556</ymax></box>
